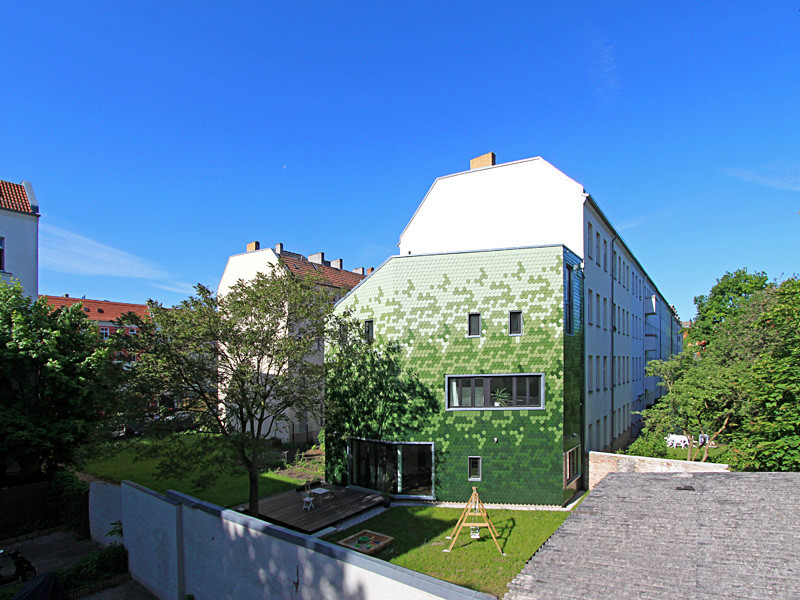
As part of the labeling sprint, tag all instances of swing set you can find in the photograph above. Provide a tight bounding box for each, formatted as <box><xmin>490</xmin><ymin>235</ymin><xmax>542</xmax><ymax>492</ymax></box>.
<box><xmin>442</xmin><ymin>487</ymin><xmax>505</xmax><ymax>556</ymax></box>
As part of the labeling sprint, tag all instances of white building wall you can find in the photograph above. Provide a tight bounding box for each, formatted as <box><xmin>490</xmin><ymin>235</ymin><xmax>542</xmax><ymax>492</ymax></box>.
<box><xmin>398</xmin><ymin>157</ymin><xmax>585</xmax><ymax>257</ymax></box>
<box><xmin>218</xmin><ymin>247</ymin><xmax>281</xmax><ymax>296</ymax></box>
<box><xmin>0</xmin><ymin>209</ymin><xmax>38</xmax><ymax>297</ymax></box>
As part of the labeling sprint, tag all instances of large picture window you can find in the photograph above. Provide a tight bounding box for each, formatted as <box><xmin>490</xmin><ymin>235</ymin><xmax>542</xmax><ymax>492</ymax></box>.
<box><xmin>447</xmin><ymin>373</ymin><xmax>544</xmax><ymax>410</ymax></box>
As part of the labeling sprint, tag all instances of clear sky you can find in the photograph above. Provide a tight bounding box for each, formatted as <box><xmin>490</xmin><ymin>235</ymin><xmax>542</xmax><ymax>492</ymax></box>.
<box><xmin>2</xmin><ymin>2</ymin><xmax>798</xmax><ymax>319</ymax></box>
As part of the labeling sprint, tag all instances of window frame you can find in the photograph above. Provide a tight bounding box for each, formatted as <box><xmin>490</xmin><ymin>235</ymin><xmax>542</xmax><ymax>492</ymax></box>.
<box><xmin>467</xmin><ymin>312</ymin><xmax>481</xmax><ymax>338</ymax></box>
<box><xmin>508</xmin><ymin>310</ymin><xmax>523</xmax><ymax>336</ymax></box>
<box><xmin>445</xmin><ymin>373</ymin><xmax>546</xmax><ymax>411</ymax></box>
<box><xmin>468</xmin><ymin>456</ymin><xmax>482</xmax><ymax>481</ymax></box>
<box><xmin>0</xmin><ymin>236</ymin><xmax>5</xmax><ymax>272</ymax></box>
<box><xmin>364</xmin><ymin>319</ymin><xmax>374</xmax><ymax>342</ymax></box>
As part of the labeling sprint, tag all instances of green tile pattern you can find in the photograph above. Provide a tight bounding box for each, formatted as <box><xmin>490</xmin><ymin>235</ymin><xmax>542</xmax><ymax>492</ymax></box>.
<box><xmin>335</xmin><ymin>246</ymin><xmax>583</xmax><ymax>505</ymax></box>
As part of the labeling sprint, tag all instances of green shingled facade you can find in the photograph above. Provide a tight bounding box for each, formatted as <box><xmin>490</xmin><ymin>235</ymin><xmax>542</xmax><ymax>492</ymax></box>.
<box><xmin>334</xmin><ymin>245</ymin><xmax>583</xmax><ymax>505</ymax></box>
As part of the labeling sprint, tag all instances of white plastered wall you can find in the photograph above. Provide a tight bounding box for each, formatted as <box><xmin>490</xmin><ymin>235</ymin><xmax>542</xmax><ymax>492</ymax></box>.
<box><xmin>398</xmin><ymin>157</ymin><xmax>585</xmax><ymax>256</ymax></box>
<box><xmin>0</xmin><ymin>209</ymin><xmax>38</xmax><ymax>297</ymax></box>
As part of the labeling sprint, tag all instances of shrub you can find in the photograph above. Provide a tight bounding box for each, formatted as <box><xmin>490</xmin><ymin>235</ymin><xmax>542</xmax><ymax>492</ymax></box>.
<box><xmin>623</xmin><ymin>429</ymin><xmax>668</xmax><ymax>459</ymax></box>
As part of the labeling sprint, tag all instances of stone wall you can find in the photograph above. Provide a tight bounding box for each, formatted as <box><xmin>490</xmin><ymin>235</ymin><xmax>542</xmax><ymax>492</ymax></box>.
<box><xmin>589</xmin><ymin>451</ymin><xmax>729</xmax><ymax>489</ymax></box>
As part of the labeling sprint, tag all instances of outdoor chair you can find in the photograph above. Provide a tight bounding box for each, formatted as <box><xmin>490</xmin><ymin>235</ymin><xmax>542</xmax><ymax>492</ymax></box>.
<box><xmin>302</xmin><ymin>482</ymin><xmax>314</xmax><ymax>511</ymax></box>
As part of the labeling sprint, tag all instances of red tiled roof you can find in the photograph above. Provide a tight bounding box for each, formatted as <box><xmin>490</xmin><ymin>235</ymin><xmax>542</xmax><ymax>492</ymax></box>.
<box><xmin>40</xmin><ymin>295</ymin><xmax>150</xmax><ymax>322</ymax></box>
<box><xmin>0</xmin><ymin>180</ymin><xmax>33</xmax><ymax>214</ymax></box>
<box><xmin>279</xmin><ymin>255</ymin><xmax>365</xmax><ymax>290</ymax></box>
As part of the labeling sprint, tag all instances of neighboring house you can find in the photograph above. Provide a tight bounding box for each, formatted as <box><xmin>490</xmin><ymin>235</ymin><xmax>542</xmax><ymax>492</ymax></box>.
<box><xmin>218</xmin><ymin>242</ymin><xmax>366</xmax><ymax>444</ymax></box>
<box><xmin>40</xmin><ymin>295</ymin><xmax>149</xmax><ymax>340</ymax></box>
<box><xmin>334</xmin><ymin>153</ymin><xmax>682</xmax><ymax>505</ymax></box>
<box><xmin>0</xmin><ymin>180</ymin><xmax>40</xmax><ymax>298</ymax></box>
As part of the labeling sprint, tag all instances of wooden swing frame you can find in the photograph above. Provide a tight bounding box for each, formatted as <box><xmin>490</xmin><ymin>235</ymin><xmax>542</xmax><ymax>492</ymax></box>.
<box><xmin>443</xmin><ymin>487</ymin><xmax>505</xmax><ymax>556</ymax></box>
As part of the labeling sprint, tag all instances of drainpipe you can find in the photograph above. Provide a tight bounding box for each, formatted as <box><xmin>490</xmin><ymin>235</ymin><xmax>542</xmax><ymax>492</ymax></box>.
<box><xmin>610</xmin><ymin>235</ymin><xmax>618</xmax><ymax>451</ymax></box>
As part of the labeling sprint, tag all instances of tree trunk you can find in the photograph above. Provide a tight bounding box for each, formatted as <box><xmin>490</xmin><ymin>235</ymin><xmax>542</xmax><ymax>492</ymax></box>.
<box><xmin>248</xmin><ymin>462</ymin><xmax>260</xmax><ymax>517</ymax></box>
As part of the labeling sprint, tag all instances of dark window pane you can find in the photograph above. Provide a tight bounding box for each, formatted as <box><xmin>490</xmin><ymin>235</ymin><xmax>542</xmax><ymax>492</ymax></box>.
<box><xmin>468</xmin><ymin>457</ymin><xmax>481</xmax><ymax>480</ymax></box>
<box><xmin>509</xmin><ymin>311</ymin><xmax>522</xmax><ymax>335</ymax></box>
<box><xmin>468</xmin><ymin>313</ymin><xmax>480</xmax><ymax>336</ymax></box>
<box><xmin>490</xmin><ymin>376</ymin><xmax>511</xmax><ymax>407</ymax></box>
<box><xmin>474</xmin><ymin>378</ymin><xmax>485</xmax><ymax>407</ymax></box>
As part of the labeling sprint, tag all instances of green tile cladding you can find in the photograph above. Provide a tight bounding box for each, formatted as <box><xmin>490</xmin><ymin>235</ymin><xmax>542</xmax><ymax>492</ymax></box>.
<box><xmin>334</xmin><ymin>245</ymin><xmax>584</xmax><ymax>505</ymax></box>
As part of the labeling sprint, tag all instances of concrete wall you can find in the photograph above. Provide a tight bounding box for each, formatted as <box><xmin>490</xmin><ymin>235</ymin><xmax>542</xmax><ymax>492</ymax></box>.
<box><xmin>88</xmin><ymin>482</ymin><xmax>122</xmax><ymax>546</ymax></box>
<box><xmin>589</xmin><ymin>451</ymin><xmax>729</xmax><ymax>489</ymax></box>
<box><xmin>90</xmin><ymin>481</ymin><xmax>493</xmax><ymax>600</ymax></box>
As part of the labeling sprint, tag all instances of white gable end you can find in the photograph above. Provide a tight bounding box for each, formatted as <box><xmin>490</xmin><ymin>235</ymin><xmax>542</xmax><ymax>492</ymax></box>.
<box><xmin>218</xmin><ymin>248</ymin><xmax>280</xmax><ymax>296</ymax></box>
<box><xmin>398</xmin><ymin>157</ymin><xmax>586</xmax><ymax>256</ymax></box>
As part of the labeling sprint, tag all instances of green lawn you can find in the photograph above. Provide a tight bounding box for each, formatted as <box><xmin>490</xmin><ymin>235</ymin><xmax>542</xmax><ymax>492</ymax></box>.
<box><xmin>665</xmin><ymin>444</ymin><xmax>730</xmax><ymax>463</ymax></box>
<box><xmin>83</xmin><ymin>442</ymin><xmax>301</xmax><ymax>508</ymax></box>
<box><xmin>325</xmin><ymin>506</ymin><xmax>568</xmax><ymax>598</ymax></box>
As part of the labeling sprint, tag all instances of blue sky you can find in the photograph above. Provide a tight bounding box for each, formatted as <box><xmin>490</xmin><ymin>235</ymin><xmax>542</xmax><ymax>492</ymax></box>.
<box><xmin>2</xmin><ymin>1</ymin><xmax>798</xmax><ymax>319</ymax></box>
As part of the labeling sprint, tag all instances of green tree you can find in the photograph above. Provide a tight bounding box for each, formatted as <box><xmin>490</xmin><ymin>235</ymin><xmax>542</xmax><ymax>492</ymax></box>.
<box><xmin>121</xmin><ymin>268</ymin><xmax>333</xmax><ymax>515</ymax></box>
<box><xmin>690</xmin><ymin>268</ymin><xmax>768</xmax><ymax>343</ymax></box>
<box><xmin>0</xmin><ymin>281</ymin><xmax>118</xmax><ymax>481</ymax></box>
<box><xmin>729</xmin><ymin>278</ymin><xmax>800</xmax><ymax>470</ymax></box>
<box><xmin>324</xmin><ymin>317</ymin><xmax>438</xmax><ymax>485</ymax></box>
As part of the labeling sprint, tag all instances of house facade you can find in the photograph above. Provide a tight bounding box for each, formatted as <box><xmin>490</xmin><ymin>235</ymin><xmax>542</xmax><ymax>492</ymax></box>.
<box><xmin>218</xmin><ymin>242</ymin><xmax>366</xmax><ymax>444</ymax></box>
<box><xmin>0</xmin><ymin>180</ymin><xmax>40</xmax><ymax>298</ymax></box>
<box><xmin>334</xmin><ymin>153</ymin><xmax>681</xmax><ymax>505</ymax></box>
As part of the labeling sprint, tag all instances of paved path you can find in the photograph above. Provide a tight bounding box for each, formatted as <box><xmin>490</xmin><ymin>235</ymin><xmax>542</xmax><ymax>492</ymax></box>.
<box><xmin>2</xmin><ymin>531</ymin><xmax>156</xmax><ymax>600</ymax></box>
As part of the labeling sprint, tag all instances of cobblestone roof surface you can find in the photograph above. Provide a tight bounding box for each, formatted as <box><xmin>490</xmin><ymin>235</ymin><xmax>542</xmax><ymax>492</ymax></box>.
<box><xmin>505</xmin><ymin>472</ymin><xmax>800</xmax><ymax>600</ymax></box>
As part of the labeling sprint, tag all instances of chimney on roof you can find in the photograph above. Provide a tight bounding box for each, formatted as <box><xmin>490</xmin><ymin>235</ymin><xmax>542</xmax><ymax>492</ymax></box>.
<box><xmin>470</xmin><ymin>152</ymin><xmax>496</xmax><ymax>170</ymax></box>
<box><xmin>352</xmin><ymin>267</ymin><xmax>365</xmax><ymax>275</ymax></box>
<box><xmin>309</xmin><ymin>252</ymin><xmax>325</xmax><ymax>265</ymax></box>
<box><xmin>246</xmin><ymin>241</ymin><xmax>260</xmax><ymax>252</ymax></box>
<box><xmin>331</xmin><ymin>258</ymin><xmax>343</xmax><ymax>270</ymax></box>
<box><xmin>275</xmin><ymin>243</ymin><xmax>283</xmax><ymax>255</ymax></box>
<box><xmin>366</xmin><ymin>267</ymin><xmax>374</xmax><ymax>275</ymax></box>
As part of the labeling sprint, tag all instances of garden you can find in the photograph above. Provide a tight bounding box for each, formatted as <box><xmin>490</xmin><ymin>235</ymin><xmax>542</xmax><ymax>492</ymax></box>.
<box><xmin>325</xmin><ymin>505</ymin><xmax>570</xmax><ymax>598</ymax></box>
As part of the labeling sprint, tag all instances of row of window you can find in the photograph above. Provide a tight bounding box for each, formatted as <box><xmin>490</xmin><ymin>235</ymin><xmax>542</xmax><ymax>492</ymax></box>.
<box><xmin>99</xmin><ymin>325</ymin><xmax>138</xmax><ymax>340</ymax></box>
<box><xmin>587</xmin><ymin>222</ymin><xmax>651</xmax><ymax>301</ymax></box>
<box><xmin>587</xmin><ymin>355</ymin><xmax>644</xmax><ymax>392</ymax></box>
<box><xmin>586</xmin><ymin>290</ymin><xmax>644</xmax><ymax>338</ymax></box>
<box><xmin>447</xmin><ymin>374</ymin><xmax>544</xmax><ymax>409</ymax></box>
<box><xmin>586</xmin><ymin>405</ymin><xmax>630</xmax><ymax>451</ymax></box>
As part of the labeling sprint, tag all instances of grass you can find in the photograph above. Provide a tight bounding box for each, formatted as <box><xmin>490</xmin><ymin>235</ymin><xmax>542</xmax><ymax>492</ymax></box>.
<box><xmin>83</xmin><ymin>440</ymin><xmax>302</xmax><ymax>508</ymax></box>
<box><xmin>324</xmin><ymin>506</ymin><xmax>568</xmax><ymax>598</ymax></box>
<box><xmin>665</xmin><ymin>444</ymin><xmax>730</xmax><ymax>463</ymax></box>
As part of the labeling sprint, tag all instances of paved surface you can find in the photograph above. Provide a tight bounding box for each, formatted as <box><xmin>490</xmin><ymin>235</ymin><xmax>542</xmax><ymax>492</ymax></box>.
<box><xmin>84</xmin><ymin>579</ymin><xmax>156</xmax><ymax>599</ymax></box>
<box><xmin>3</xmin><ymin>531</ymin><xmax>100</xmax><ymax>574</ymax></box>
<box><xmin>505</xmin><ymin>472</ymin><xmax>800</xmax><ymax>600</ymax></box>
<box><xmin>1</xmin><ymin>530</ymin><xmax>156</xmax><ymax>600</ymax></box>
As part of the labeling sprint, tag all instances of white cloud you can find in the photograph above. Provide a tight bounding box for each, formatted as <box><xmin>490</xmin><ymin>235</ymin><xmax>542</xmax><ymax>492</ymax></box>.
<box><xmin>152</xmin><ymin>281</ymin><xmax>198</xmax><ymax>295</ymax></box>
<box><xmin>616</xmin><ymin>216</ymin><xmax>645</xmax><ymax>232</ymax></box>
<box><xmin>40</xmin><ymin>224</ymin><xmax>170</xmax><ymax>278</ymax></box>
<box><xmin>587</xmin><ymin>32</ymin><xmax>620</xmax><ymax>104</ymax></box>
<box><xmin>720</xmin><ymin>161</ymin><xmax>800</xmax><ymax>192</ymax></box>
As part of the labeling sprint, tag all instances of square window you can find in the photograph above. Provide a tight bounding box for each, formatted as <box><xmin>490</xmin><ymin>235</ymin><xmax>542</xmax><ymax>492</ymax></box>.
<box><xmin>364</xmin><ymin>319</ymin><xmax>374</xmax><ymax>342</ymax></box>
<box><xmin>467</xmin><ymin>313</ymin><xmax>481</xmax><ymax>337</ymax></box>
<box><xmin>468</xmin><ymin>456</ymin><xmax>482</xmax><ymax>481</ymax></box>
<box><xmin>99</xmin><ymin>326</ymin><xmax>110</xmax><ymax>340</ymax></box>
<box><xmin>509</xmin><ymin>311</ymin><xmax>522</xmax><ymax>335</ymax></box>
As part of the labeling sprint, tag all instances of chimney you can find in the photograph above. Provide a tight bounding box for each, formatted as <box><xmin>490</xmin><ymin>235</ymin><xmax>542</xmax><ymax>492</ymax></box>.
<box><xmin>246</xmin><ymin>241</ymin><xmax>260</xmax><ymax>252</ymax></box>
<box><xmin>331</xmin><ymin>258</ymin><xmax>343</xmax><ymax>270</ymax></box>
<box><xmin>352</xmin><ymin>267</ymin><xmax>365</xmax><ymax>275</ymax></box>
<box><xmin>366</xmin><ymin>267</ymin><xmax>374</xmax><ymax>275</ymax></box>
<box><xmin>309</xmin><ymin>252</ymin><xmax>325</xmax><ymax>265</ymax></box>
<box><xmin>470</xmin><ymin>152</ymin><xmax>496</xmax><ymax>170</ymax></box>
<box><xmin>275</xmin><ymin>243</ymin><xmax>283</xmax><ymax>255</ymax></box>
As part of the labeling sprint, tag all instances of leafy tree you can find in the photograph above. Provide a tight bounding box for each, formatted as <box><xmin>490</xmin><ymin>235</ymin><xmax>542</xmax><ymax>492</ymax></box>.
<box><xmin>690</xmin><ymin>268</ymin><xmax>768</xmax><ymax>343</ymax></box>
<box><xmin>729</xmin><ymin>278</ymin><xmax>800</xmax><ymax>470</ymax></box>
<box><xmin>120</xmin><ymin>268</ymin><xmax>333</xmax><ymax>515</ymax></box>
<box><xmin>0</xmin><ymin>280</ymin><xmax>118</xmax><ymax>481</ymax></box>
<box><xmin>324</xmin><ymin>317</ymin><xmax>438</xmax><ymax>485</ymax></box>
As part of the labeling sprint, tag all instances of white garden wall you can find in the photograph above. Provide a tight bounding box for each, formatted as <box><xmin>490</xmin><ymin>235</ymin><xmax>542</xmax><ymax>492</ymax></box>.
<box><xmin>90</xmin><ymin>481</ymin><xmax>492</xmax><ymax>600</ymax></box>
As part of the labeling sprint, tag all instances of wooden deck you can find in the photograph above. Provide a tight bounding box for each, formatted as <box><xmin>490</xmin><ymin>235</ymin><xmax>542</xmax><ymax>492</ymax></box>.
<box><xmin>256</xmin><ymin>484</ymin><xmax>383</xmax><ymax>534</ymax></box>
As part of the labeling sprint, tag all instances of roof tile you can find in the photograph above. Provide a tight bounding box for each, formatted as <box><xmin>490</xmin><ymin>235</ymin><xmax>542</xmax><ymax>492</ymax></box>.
<box><xmin>0</xmin><ymin>180</ymin><xmax>33</xmax><ymax>214</ymax></box>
